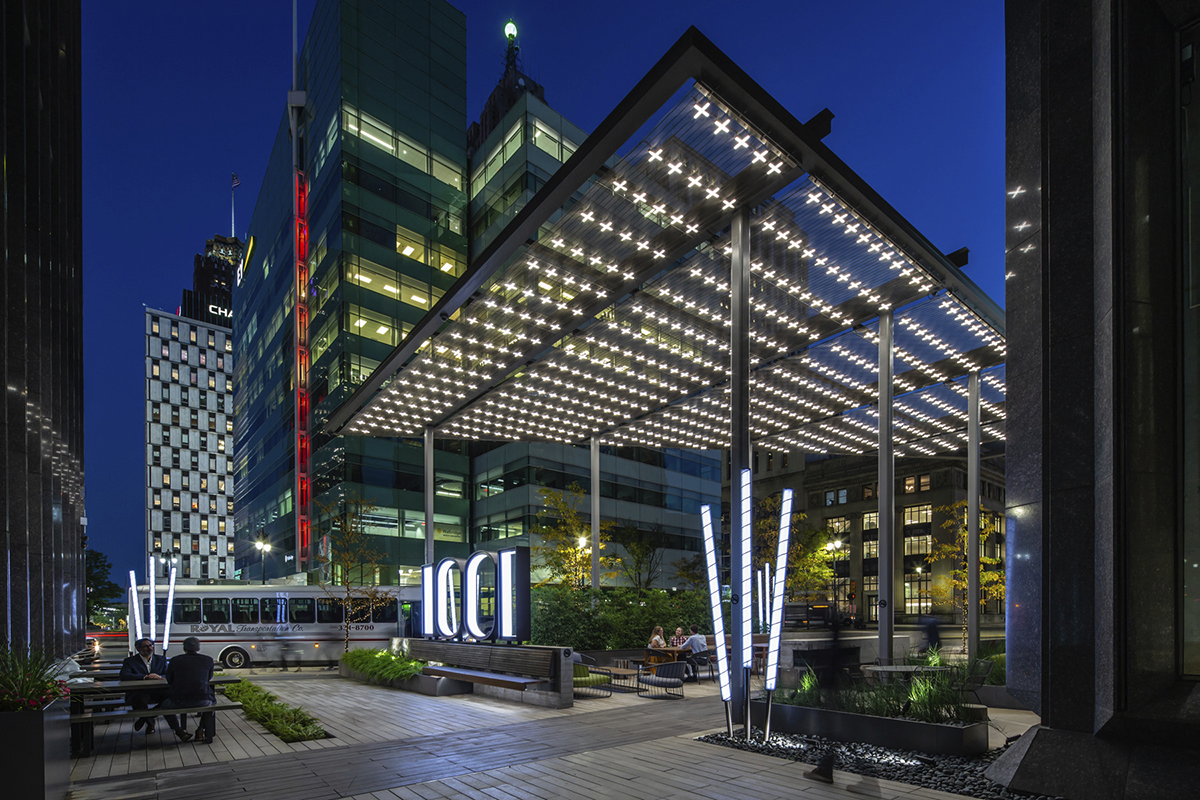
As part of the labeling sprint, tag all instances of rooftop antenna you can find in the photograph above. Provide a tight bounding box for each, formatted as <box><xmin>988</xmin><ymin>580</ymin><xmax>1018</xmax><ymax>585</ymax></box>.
<box><xmin>504</xmin><ymin>20</ymin><xmax>521</xmax><ymax>73</ymax></box>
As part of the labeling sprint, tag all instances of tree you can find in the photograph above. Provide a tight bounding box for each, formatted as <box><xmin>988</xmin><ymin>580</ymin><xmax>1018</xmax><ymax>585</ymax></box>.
<box><xmin>670</xmin><ymin>553</ymin><xmax>707</xmax><ymax>592</ymax></box>
<box><xmin>314</xmin><ymin>491</ymin><xmax>389</xmax><ymax>652</ymax></box>
<box><xmin>752</xmin><ymin>493</ymin><xmax>835</xmax><ymax>600</ymax></box>
<box><xmin>927</xmin><ymin>500</ymin><xmax>1006</xmax><ymax>651</ymax></box>
<box><xmin>530</xmin><ymin>484</ymin><xmax>616</xmax><ymax>588</ymax></box>
<box><xmin>608</xmin><ymin>521</ymin><xmax>668</xmax><ymax>593</ymax></box>
<box><xmin>85</xmin><ymin>549</ymin><xmax>123</xmax><ymax>623</ymax></box>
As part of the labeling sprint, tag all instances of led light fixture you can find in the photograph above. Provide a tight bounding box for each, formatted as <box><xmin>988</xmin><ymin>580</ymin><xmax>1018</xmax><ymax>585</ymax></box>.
<box><xmin>463</xmin><ymin>551</ymin><xmax>492</xmax><ymax>640</ymax></box>
<box><xmin>739</xmin><ymin>468</ymin><xmax>752</xmax><ymax>669</ymax></box>
<box><xmin>421</xmin><ymin>563</ymin><xmax>435</xmax><ymax>636</ymax></box>
<box><xmin>130</xmin><ymin>571</ymin><xmax>143</xmax><ymax>642</ymax></box>
<box><xmin>148</xmin><ymin>555</ymin><xmax>157</xmax><ymax>641</ymax></box>
<box><xmin>700</xmin><ymin>504</ymin><xmax>732</xmax><ymax>702</ymax></box>
<box><xmin>765</xmin><ymin>488</ymin><xmax>793</xmax><ymax>691</ymax></box>
<box><xmin>162</xmin><ymin>566</ymin><xmax>178</xmax><ymax>652</ymax></box>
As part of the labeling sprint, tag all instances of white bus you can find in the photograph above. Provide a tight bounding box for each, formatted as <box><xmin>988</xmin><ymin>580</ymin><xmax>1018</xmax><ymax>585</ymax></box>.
<box><xmin>128</xmin><ymin>584</ymin><xmax>421</xmax><ymax>668</ymax></box>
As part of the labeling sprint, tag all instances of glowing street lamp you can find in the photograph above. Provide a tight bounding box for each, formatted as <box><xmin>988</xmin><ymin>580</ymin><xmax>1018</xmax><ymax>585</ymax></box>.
<box><xmin>255</xmin><ymin>540</ymin><xmax>273</xmax><ymax>585</ymax></box>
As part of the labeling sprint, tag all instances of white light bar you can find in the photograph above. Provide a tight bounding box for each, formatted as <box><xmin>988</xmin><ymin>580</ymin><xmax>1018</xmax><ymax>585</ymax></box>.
<box><xmin>498</xmin><ymin>549</ymin><xmax>516</xmax><ymax>639</ymax></box>
<box><xmin>161</xmin><ymin>566</ymin><xmax>178</xmax><ymax>651</ymax></box>
<box><xmin>756</xmin><ymin>568</ymin><xmax>765</xmax><ymax>632</ymax></box>
<box><xmin>421</xmin><ymin>564</ymin><xmax>435</xmax><ymax>636</ymax></box>
<box><xmin>739</xmin><ymin>468</ymin><xmax>752</xmax><ymax>669</ymax></box>
<box><xmin>765</xmin><ymin>488</ymin><xmax>793</xmax><ymax>690</ymax></box>
<box><xmin>435</xmin><ymin>560</ymin><xmax>458</xmax><ymax>638</ymax></box>
<box><xmin>129</xmin><ymin>571</ymin><xmax>143</xmax><ymax>642</ymax></box>
<box><xmin>148</xmin><ymin>555</ymin><xmax>157</xmax><ymax>641</ymax></box>
<box><xmin>464</xmin><ymin>551</ymin><xmax>491</xmax><ymax>640</ymax></box>
<box><xmin>700</xmin><ymin>504</ymin><xmax>732</xmax><ymax>702</ymax></box>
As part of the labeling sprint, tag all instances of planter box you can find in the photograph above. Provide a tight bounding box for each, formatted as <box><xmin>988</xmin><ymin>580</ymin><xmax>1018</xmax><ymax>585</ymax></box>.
<box><xmin>975</xmin><ymin>685</ymin><xmax>1026</xmax><ymax>710</ymax></box>
<box><xmin>750</xmin><ymin>699</ymin><xmax>989</xmax><ymax>756</ymax></box>
<box><xmin>0</xmin><ymin>700</ymin><xmax>69</xmax><ymax>800</ymax></box>
<box><xmin>338</xmin><ymin>664</ymin><xmax>473</xmax><ymax>696</ymax></box>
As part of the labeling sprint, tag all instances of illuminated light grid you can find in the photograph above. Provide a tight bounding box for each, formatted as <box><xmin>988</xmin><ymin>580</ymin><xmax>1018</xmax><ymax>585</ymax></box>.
<box><xmin>765</xmin><ymin>488</ymin><xmax>793</xmax><ymax>691</ymax></box>
<box><xmin>700</xmin><ymin>504</ymin><xmax>732</xmax><ymax>702</ymax></box>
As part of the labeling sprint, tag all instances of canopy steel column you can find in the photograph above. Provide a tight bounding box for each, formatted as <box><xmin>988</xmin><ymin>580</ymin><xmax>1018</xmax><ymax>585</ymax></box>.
<box><xmin>729</xmin><ymin>207</ymin><xmax>752</xmax><ymax>730</ymax></box>
<box><xmin>877</xmin><ymin>310</ymin><xmax>895</xmax><ymax>663</ymax></box>
<box><xmin>590</xmin><ymin>436</ymin><xmax>600</xmax><ymax>589</ymax></box>
<box><xmin>424</xmin><ymin>426</ymin><xmax>435</xmax><ymax>566</ymax></box>
<box><xmin>967</xmin><ymin>370</ymin><xmax>981</xmax><ymax>661</ymax></box>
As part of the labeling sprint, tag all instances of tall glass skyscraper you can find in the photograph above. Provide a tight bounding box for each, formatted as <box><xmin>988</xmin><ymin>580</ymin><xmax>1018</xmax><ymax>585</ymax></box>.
<box><xmin>235</xmin><ymin>0</ymin><xmax>470</xmax><ymax>582</ymax></box>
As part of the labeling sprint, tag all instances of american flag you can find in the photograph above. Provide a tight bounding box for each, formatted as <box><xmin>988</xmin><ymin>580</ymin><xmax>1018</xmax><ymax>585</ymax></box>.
<box><xmin>231</xmin><ymin>173</ymin><xmax>241</xmax><ymax>189</ymax></box>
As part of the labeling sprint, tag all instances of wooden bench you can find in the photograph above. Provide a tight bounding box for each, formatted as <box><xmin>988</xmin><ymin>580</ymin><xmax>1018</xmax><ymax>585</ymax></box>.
<box><xmin>69</xmin><ymin>701</ymin><xmax>242</xmax><ymax>756</ymax></box>
<box><xmin>406</xmin><ymin>640</ymin><xmax>571</xmax><ymax>707</ymax></box>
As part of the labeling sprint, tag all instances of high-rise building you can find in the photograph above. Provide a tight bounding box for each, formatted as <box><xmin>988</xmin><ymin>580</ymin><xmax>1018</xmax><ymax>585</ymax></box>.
<box><xmin>235</xmin><ymin>0</ymin><xmax>470</xmax><ymax>582</ymax></box>
<box><xmin>1</xmin><ymin>0</ymin><xmax>86</xmax><ymax>655</ymax></box>
<box><xmin>144</xmin><ymin>301</ymin><xmax>235</xmax><ymax>582</ymax></box>
<box><xmin>180</xmin><ymin>234</ymin><xmax>239</xmax><ymax>326</ymax></box>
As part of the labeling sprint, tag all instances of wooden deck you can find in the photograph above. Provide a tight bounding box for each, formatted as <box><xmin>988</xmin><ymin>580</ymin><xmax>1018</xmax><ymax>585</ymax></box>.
<box><xmin>68</xmin><ymin>669</ymin><xmax>1024</xmax><ymax>800</ymax></box>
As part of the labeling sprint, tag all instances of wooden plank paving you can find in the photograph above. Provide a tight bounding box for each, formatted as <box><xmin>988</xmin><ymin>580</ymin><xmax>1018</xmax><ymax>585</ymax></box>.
<box><xmin>68</xmin><ymin>671</ymin><xmax>986</xmax><ymax>800</ymax></box>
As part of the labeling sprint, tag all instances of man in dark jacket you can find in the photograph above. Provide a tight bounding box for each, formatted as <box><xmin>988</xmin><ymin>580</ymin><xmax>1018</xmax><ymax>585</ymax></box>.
<box><xmin>119</xmin><ymin>638</ymin><xmax>168</xmax><ymax>733</ymax></box>
<box><xmin>158</xmin><ymin>637</ymin><xmax>216</xmax><ymax>743</ymax></box>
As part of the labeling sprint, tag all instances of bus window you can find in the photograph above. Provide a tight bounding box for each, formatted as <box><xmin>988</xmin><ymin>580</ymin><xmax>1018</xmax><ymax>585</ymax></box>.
<box><xmin>261</xmin><ymin>597</ymin><xmax>286</xmax><ymax>624</ymax></box>
<box><xmin>372</xmin><ymin>599</ymin><xmax>399</xmax><ymax>623</ymax></box>
<box><xmin>202</xmin><ymin>597</ymin><xmax>230</xmax><ymax>624</ymax></box>
<box><xmin>317</xmin><ymin>598</ymin><xmax>343</xmax><ymax>624</ymax></box>
<box><xmin>174</xmin><ymin>597</ymin><xmax>201</xmax><ymax>624</ymax></box>
<box><xmin>289</xmin><ymin>597</ymin><xmax>315</xmax><ymax>624</ymax></box>
<box><xmin>141</xmin><ymin>599</ymin><xmax>168</xmax><ymax>629</ymax></box>
<box><xmin>232</xmin><ymin>598</ymin><xmax>258</xmax><ymax>624</ymax></box>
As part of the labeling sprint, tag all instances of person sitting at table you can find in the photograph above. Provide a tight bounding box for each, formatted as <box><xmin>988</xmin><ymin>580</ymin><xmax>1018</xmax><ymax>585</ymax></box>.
<box><xmin>119</xmin><ymin>638</ymin><xmax>168</xmax><ymax>734</ymax></box>
<box><xmin>682</xmin><ymin>625</ymin><xmax>709</xmax><ymax>682</ymax></box>
<box><xmin>669</xmin><ymin>627</ymin><xmax>688</xmax><ymax>647</ymax></box>
<box><xmin>648</xmin><ymin>625</ymin><xmax>667</xmax><ymax>649</ymax></box>
<box><xmin>157</xmin><ymin>637</ymin><xmax>216</xmax><ymax>744</ymax></box>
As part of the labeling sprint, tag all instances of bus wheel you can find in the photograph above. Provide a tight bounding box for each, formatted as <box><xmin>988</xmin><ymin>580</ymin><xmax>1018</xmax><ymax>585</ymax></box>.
<box><xmin>222</xmin><ymin>647</ymin><xmax>250</xmax><ymax>669</ymax></box>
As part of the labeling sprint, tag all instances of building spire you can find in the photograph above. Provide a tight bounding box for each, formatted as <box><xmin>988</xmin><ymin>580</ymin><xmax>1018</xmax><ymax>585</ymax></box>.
<box><xmin>504</xmin><ymin>20</ymin><xmax>520</xmax><ymax>74</ymax></box>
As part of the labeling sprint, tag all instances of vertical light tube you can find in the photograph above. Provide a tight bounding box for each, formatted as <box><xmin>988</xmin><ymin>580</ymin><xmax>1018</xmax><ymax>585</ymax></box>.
<box><xmin>129</xmin><ymin>572</ymin><xmax>143</xmax><ymax>642</ymax></box>
<box><xmin>967</xmin><ymin>369</ymin><xmax>981</xmax><ymax>661</ymax></box>
<box><xmin>498</xmin><ymin>549</ymin><xmax>515</xmax><ymax>639</ymax></box>
<box><xmin>148</xmin><ymin>555</ymin><xmax>157</xmax><ymax>641</ymax></box>
<box><xmin>700</xmin><ymin>505</ymin><xmax>732</xmax><ymax>702</ymax></box>
<box><xmin>739</xmin><ymin>469</ymin><xmax>753</xmax><ymax>670</ymax></box>
<box><xmin>162</xmin><ymin>566</ymin><xmax>178</xmax><ymax>652</ymax></box>
<box><xmin>421</xmin><ymin>563</ymin><xmax>435</xmax><ymax>637</ymax></box>
<box><xmin>765</xmin><ymin>488</ymin><xmax>793</xmax><ymax>691</ymax></box>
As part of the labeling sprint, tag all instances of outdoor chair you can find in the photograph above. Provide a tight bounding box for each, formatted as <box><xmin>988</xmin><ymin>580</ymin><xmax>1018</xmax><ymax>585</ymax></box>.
<box><xmin>644</xmin><ymin>648</ymin><xmax>672</xmax><ymax>666</ymax></box>
<box><xmin>686</xmin><ymin>650</ymin><xmax>714</xmax><ymax>681</ymax></box>
<box><xmin>637</xmin><ymin>660</ymin><xmax>686</xmax><ymax>699</ymax></box>
<box><xmin>951</xmin><ymin>658</ymin><xmax>995</xmax><ymax>704</ymax></box>
<box><xmin>572</xmin><ymin>662</ymin><xmax>613</xmax><ymax>698</ymax></box>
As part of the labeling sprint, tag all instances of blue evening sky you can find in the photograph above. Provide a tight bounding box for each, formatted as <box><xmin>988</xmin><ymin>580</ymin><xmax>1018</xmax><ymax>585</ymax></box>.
<box><xmin>81</xmin><ymin>1</ymin><xmax>1004</xmax><ymax>581</ymax></box>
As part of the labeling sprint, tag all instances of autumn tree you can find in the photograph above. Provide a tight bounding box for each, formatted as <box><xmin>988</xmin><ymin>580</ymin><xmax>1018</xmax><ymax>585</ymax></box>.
<box><xmin>530</xmin><ymin>484</ymin><xmax>617</xmax><ymax>588</ymax></box>
<box><xmin>85</xmin><ymin>549</ymin><xmax>123</xmax><ymax>624</ymax></box>
<box><xmin>752</xmin><ymin>493</ymin><xmax>835</xmax><ymax>600</ymax></box>
<box><xmin>927</xmin><ymin>500</ymin><xmax>1006</xmax><ymax>651</ymax></box>
<box><xmin>608</xmin><ymin>521</ymin><xmax>668</xmax><ymax>594</ymax></box>
<box><xmin>315</xmin><ymin>491</ymin><xmax>389</xmax><ymax>652</ymax></box>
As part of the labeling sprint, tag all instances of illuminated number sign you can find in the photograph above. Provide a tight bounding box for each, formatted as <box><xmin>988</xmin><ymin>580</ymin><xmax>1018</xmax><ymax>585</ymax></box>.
<box><xmin>421</xmin><ymin>546</ymin><xmax>530</xmax><ymax>641</ymax></box>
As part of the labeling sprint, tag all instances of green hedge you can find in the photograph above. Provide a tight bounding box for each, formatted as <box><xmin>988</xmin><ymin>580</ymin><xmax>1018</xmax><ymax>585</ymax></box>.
<box><xmin>339</xmin><ymin>648</ymin><xmax>425</xmax><ymax>682</ymax></box>
<box><xmin>222</xmin><ymin>680</ymin><xmax>326</xmax><ymax>742</ymax></box>
<box><xmin>531</xmin><ymin>586</ymin><xmax>720</xmax><ymax>651</ymax></box>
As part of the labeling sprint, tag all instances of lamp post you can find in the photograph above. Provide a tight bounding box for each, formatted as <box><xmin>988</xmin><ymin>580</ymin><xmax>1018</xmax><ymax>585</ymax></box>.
<box><xmin>255</xmin><ymin>540</ymin><xmax>272</xmax><ymax>585</ymax></box>
<box><xmin>825</xmin><ymin>540</ymin><xmax>844</xmax><ymax>620</ymax></box>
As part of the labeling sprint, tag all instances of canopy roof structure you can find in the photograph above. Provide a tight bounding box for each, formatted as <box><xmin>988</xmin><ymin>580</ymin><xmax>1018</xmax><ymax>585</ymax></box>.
<box><xmin>325</xmin><ymin>28</ymin><xmax>1006</xmax><ymax>458</ymax></box>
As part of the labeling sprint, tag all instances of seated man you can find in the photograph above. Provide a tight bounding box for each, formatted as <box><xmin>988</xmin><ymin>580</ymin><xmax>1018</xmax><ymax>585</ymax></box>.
<box><xmin>119</xmin><ymin>638</ymin><xmax>168</xmax><ymax>733</ymax></box>
<box><xmin>682</xmin><ymin>624</ymin><xmax>709</xmax><ymax>683</ymax></box>
<box><xmin>157</xmin><ymin>637</ymin><xmax>216</xmax><ymax>744</ymax></box>
<box><xmin>669</xmin><ymin>627</ymin><xmax>688</xmax><ymax>647</ymax></box>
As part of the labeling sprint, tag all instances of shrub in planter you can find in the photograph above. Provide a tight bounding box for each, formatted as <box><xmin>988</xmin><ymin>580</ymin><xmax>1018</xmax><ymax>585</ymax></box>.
<box><xmin>0</xmin><ymin>641</ymin><xmax>72</xmax><ymax>800</ymax></box>
<box><xmin>339</xmin><ymin>648</ymin><xmax>425</xmax><ymax>682</ymax></box>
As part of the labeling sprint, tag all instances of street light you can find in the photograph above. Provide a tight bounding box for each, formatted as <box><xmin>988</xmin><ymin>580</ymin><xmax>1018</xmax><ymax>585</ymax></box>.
<box><xmin>255</xmin><ymin>540</ymin><xmax>272</xmax><ymax>585</ymax></box>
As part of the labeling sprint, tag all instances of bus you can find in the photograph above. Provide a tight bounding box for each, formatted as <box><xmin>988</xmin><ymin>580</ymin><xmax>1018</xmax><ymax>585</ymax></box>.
<box><xmin>128</xmin><ymin>584</ymin><xmax>421</xmax><ymax>668</ymax></box>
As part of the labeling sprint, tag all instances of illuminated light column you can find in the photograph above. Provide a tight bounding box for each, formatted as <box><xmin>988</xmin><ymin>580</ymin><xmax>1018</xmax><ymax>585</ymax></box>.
<box><xmin>421</xmin><ymin>563</ymin><xmax>435</xmax><ymax>636</ymax></box>
<box><xmin>878</xmin><ymin>309</ymin><xmax>895</xmax><ymax>663</ymax></box>
<box><xmin>161</xmin><ymin>566</ymin><xmax>178</xmax><ymax>652</ymax></box>
<box><xmin>463</xmin><ymin>552</ymin><xmax>492</xmax><ymax>640</ymax></box>
<box><xmin>129</xmin><ymin>572</ymin><xmax>143</xmax><ymax>642</ymax></box>
<box><xmin>701</xmin><ymin>505</ymin><xmax>734</xmax><ymax>735</ymax></box>
<box><xmin>148</xmin><ymin>555</ymin><xmax>157</xmax><ymax>641</ymax></box>
<box><xmin>498</xmin><ymin>549</ymin><xmax>515</xmax><ymax>639</ymax></box>
<box><xmin>967</xmin><ymin>369</ymin><xmax>981</xmax><ymax>660</ymax></box>
<box><xmin>729</xmin><ymin>206</ymin><xmax>752</xmax><ymax>730</ymax></box>
<box><xmin>287</xmin><ymin>17</ymin><xmax>310</xmax><ymax>573</ymax></box>
<box><xmin>756</xmin><ymin>568</ymin><xmax>765</xmax><ymax>632</ymax></box>
<box><xmin>763</xmin><ymin>488</ymin><xmax>793</xmax><ymax>740</ymax></box>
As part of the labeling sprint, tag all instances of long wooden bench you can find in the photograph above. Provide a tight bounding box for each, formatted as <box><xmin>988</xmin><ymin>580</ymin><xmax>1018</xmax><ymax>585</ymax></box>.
<box><xmin>405</xmin><ymin>640</ymin><xmax>572</xmax><ymax>707</ymax></box>
<box><xmin>70</xmin><ymin>701</ymin><xmax>242</xmax><ymax>756</ymax></box>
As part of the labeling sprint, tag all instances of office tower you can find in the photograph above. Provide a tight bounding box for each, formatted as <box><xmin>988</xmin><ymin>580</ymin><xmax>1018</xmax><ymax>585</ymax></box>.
<box><xmin>180</xmin><ymin>234</ymin><xmax>239</xmax><ymax>326</ymax></box>
<box><xmin>1</xmin><ymin>0</ymin><xmax>86</xmax><ymax>655</ymax></box>
<box><xmin>235</xmin><ymin>0</ymin><xmax>470</xmax><ymax>582</ymax></box>
<box><xmin>144</xmin><ymin>303</ymin><xmax>235</xmax><ymax>582</ymax></box>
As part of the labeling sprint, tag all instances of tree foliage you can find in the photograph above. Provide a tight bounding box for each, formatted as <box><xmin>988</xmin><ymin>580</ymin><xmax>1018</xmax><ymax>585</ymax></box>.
<box><xmin>751</xmin><ymin>494</ymin><xmax>835</xmax><ymax>599</ymax></box>
<box><xmin>530</xmin><ymin>485</ymin><xmax>617</xmax><ymax>588</ymax></box>
<box><xmin>85</xmin><ymin>549</ymin><xmax>123</xmax><ymax>621</ymax></box>
<box><xmin>670</xmin><ymin>553</ymin><xmax>707</xmax><ymax>592</ymax></box>
<box><xmin>314</xmin><ymin>491</ymin><xmax>388</xmax><ymax>652</ymax></box>
<box><xmin>927</xmin><ymin>500</ymin><xmax>1006</xmax><ymax>651</ymax></box>
<box><xmin>608</xmin><ymin>521</ymin><xmax>668</xmax><ymax>593</ymax></box>
<box><xmin>530</xmin><ymin>586</ymin><xmax>715</xmax><ymax>651</ymax></box>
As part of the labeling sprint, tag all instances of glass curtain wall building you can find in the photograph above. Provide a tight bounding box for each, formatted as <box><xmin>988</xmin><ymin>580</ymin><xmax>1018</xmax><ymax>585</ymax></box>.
<box><xmin>235</xmin><ymin>0</ymin><xmax>469</xmax><ymax>583</ymax></box>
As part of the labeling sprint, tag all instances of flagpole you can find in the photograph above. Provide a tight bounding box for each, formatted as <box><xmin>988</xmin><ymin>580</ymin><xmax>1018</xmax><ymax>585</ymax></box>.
<box><xmin>231</xmin><ymin>181</ymin><xmax>235</xmax><ymax>237</ymax></box>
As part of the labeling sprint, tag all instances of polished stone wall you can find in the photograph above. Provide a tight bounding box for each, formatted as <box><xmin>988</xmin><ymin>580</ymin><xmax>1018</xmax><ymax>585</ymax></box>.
<box><xmin>1</xmin><ymin>0</ymin><xmax>86</xmax><ymax>656</ymax></box>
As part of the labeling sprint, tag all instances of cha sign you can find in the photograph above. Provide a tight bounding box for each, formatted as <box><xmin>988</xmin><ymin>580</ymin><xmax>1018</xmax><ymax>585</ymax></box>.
<box><xmin>208</xmin><ymin>305</ymin><xmax>233</xmax><ymax>320</ymax></box>
<box><xmin>421</xmin><ymin>546</ymin><xmax>530</xmax><ymax>641</ymax></box>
